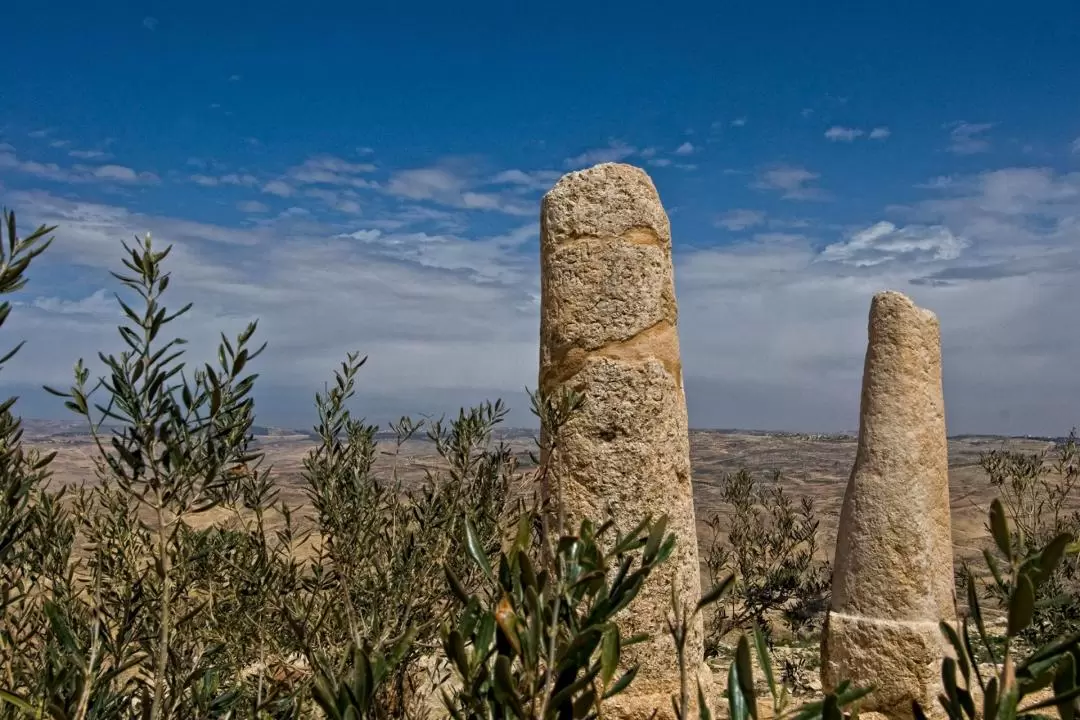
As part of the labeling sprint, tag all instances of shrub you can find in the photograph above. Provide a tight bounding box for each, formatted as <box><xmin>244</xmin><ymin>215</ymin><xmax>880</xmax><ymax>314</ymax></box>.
<box><xmin>976</xmin><ymin>435</ymin><xmax>1080</xmax><ymax>647</ymax></box>
<box><xmin>702</xmin><ymin>470</ymin><xmax>831</xmax><ymax>654</ymax></box>
<box><xmin>0</xmin><ymin>225</ymin><xmax>516</xmax><ymax>718</ymax></box>
<box><xmin>921</xmin><ymin>498</ymin><xmax>1080</xmax><ymax>720</ymax></box>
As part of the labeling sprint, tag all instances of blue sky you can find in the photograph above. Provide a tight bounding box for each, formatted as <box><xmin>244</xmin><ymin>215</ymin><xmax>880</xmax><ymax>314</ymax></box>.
<box><xmin>1</xmin><ymin>0</ymin><xmax>1079</xmax><ymax>434</ymax></box>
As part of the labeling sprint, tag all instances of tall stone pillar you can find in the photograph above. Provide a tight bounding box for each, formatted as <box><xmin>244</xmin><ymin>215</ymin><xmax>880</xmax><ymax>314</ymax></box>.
<box><xmin>538</xmin><ymin>162</ymin><xmax>707</xmax><ymax>720</ymax></box>
<box><xmin>822</xmin><ymin>290</ymin><xmax>957</xmax><ymax>719</ymax></box>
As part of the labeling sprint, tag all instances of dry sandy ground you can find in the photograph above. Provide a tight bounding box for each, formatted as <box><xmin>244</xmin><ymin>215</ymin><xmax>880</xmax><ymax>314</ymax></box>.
<box><xmin>24</xmin><ymin>423</ymin><xmax>1060</xmax><ymax>567</ymax></box>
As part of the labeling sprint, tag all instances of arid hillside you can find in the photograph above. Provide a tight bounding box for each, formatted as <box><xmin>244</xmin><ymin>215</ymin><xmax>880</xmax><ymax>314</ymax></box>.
<box><xmin>24</xmin><ymin>420</ymin><xmax>1059</xmax><ymax>566</ymax></box>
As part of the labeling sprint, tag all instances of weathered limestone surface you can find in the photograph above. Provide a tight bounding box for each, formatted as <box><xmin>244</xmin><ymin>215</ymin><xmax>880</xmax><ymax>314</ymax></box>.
<box><xmin>539</xmin><ymin>163</ymin><xmax>709</xmax><ymax>720</ymax></box>
<box><xmin>821</xmin><ymin>291</ymin><xmax>957</xmax><ymax>720</ymax></box>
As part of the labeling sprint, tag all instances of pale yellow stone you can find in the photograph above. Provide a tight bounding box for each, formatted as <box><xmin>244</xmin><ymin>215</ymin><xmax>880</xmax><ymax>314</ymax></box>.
<box><xmin>539</xmin><ymin>163</ymin><xmax>708</xmax><ymax>720</ymax></box>
<box><xmin>822</xmin><ymin>290</ymin><xmax>957</xmax><ymax>720</ymax></box>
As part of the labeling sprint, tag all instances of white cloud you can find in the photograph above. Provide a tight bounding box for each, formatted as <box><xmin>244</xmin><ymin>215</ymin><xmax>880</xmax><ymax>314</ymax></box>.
<box><xmin>752</xmin><ymin>164</ymin><xmax>827</xmax><ymax>200</ymax></box>
<box><xmin>564</xmin><ymin>140</ymin><xmax>636</xmax><ymax>167</ymax></box>
<box><xmin>385</xmin><ymin>164</ymin><xmax>533</xmax><ymax>215</ymax></box>
<box><xmin>286</xmin><ymin>154</ymin><xmax>377</xmax><ymax>188</ymax></box>
<box><xmin>28</xmin><ymin>129</ymin><xmax>53</xmax><ymax>139</ymax></box>
<box><xmin>715</xmin><ymin>209</ymin><xmax>766</xmax><ymax>231</ymax></box>
<box><xmin>93</xmin><ymin>165</ymin><xmax>140</xmax><ymax>182</ymax></box>
<box><xmin>731</xmin><ymin>117</ymin><xmax>748</xmax><ymax>127</ymax></box>
<box><xmin>674</xmin><ymin>142</ymin><xmax>695</xmax><ymax>156</ymax></box>
<box><xmin>946</xmin><ymin>122</ymin><xmax>995</xmax><ymax>155</ymax></box>
<box><xmin>339</xmin><ymin>229</ymin><xmax>383</xmax><ymax>242</ymax></box>
<box><xmin>1071</xmin><ymin>137</ymin><xmax>1080</xmax><ymax>154</ymax></box>
<box><xmin>8</xmin><ymin>162</ymin><xmax>1080</xmax><ymax>435</ymax></box>
<box><xmin>824</xmin><ymin>126</ymin><xmax>864</xmax><ymax>142</ymax></box>
<box><xmin>262</xmin><ymin>180</ymin><xmax>294</xmax><ymax>197</ymax></box>
<box><xmin>304</xmin><ymin>188</ymin><xmax>363</xmax><ymax>214</ymax></box>
<box><xmin>222</xmin><ymin>173</ymin><xmax>259</xmax><ymax>186</ymax></box>
<box><xmin>69</xmin><ymin>149</ymin><xmax>110</xmax><ymax>160</ymax></box>
<box><xmin>229</xmin><ymin>74</ymin><xmax>242</xmax><ymax>82</ymax></box>
<box><xmin>142</xmin><ymin>16</ymin><xmax>159</xmax><ymax>30</ymax></box>
<box><xmin>0</xmin><ymin>146</ymin><xmax>157</xmax><ymax>184</ymax></box>
<box><xmin>387</xmin><ymin>168</ymin><xmax>464</xmax><ymax>200</ymax></box>
<box><xmin>191</xmin><ymin>173</ymin><xmax>259</xmax><ymax>188</ymax></box>
<box><xmin>869</xmin><ymin>127</ymin><xmax>891</xmax><ymax>140</ymax></box>
<box><xmin>490</xmin><ymin>169</ymin><xmax>561</xmax><ymax>191</ymax></box>
<box><xmin>237</xmin><ymin>200</ymin><xmax>270</xmax><ymax>213</ymax></box>
<box><xmin>818</xmin><ymin>222</ymin><xmax>967</xmax><ymax>267</ymax></box>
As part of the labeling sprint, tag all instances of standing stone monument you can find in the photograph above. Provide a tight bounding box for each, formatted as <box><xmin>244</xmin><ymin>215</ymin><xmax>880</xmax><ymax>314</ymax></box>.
<box><xmin>821</xmin><ymin>290</ymin><xmax>957</xmax><ymax>719</ymax></box>
<box><xmin>538</xmin><ymin>163</ymin><xmax>708</xmax><ymax>720</ymax></box>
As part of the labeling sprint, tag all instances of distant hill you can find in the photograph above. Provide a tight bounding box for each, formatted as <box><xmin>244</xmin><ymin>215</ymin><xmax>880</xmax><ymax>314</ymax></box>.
<box><xmin>14</xmin><ymin>419</ymin><xmax>1072</xmax><ymax>446</ymax></box>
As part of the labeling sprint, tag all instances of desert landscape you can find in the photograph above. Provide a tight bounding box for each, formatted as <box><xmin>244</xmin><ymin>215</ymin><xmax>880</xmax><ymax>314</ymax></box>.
<box><xmin>24</xmin><ymin>418</ymin><xmax>1061</xmax><ymax>568</ymax></box>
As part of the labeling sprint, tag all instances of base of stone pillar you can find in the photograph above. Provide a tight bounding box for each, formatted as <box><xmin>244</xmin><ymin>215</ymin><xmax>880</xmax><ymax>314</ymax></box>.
<box><xmin>821</xmin><ymin>611</ymin><xmax>955</xmax><ymax>720</ymax></box>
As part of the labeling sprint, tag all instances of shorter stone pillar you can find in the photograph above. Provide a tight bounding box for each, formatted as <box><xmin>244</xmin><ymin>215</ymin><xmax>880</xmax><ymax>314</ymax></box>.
<box><xmin>821</xmin><ymin>290</ymin><xmax>957</xmax><ymax>719</ymax></box>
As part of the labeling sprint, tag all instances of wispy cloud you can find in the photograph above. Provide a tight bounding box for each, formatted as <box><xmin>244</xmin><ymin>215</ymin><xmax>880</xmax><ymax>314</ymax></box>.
<box><xmin>715</xmin><ymin>209</ymin><xmax>766</xmax><ymax>231</ymax></box>
<box><xmin>564</xmin><ymin>140</ymin><xmax>636</xmax><ymax>168</ymax></box>
<box><xmin>1071</xmin><ymin>137</ymin><xmax>1080</xmax><ymax>154</ymax></box>
<box><xmin>0</xmin><ymin>146</ymin><xmax>158</xmax><ymax>185</ymax></box>
<box><xmin>286</xmin><ymin>154</ymin><xmax>376</xmax><ymax>187</ymax></box>
<box><xmin>674</xmin><ymin>141</ymin><xmax>695</xmax><ymax>156</ymax></box>
<box><xmin>489</xmin><ymin>169</ymin><xmax>561</xmax><ymax>191</ymax></box>
<box><xmin>824</xmin><ymin>126</ymin><xmax>890</xmax><ymax>142</ymax></box>
<box><xmin>752</xmin><ymin>164</ymin><xmax>827</xmax><ymax>200</ymax></box>
<box><xmin>190</xmin><ymin>173</ymin><xmax>257</xmax><ymax>187</ymax></box>
<box><xmin>142</xmin><ymin>16</ymin><xmax>159</xmax><ymax>30</ymax></box>
<box><xmin>946</xmin><ymin>121</ymin><xmax>995</xmax><ymax>155</ymax></box>
<box><xmin>262</xmin><ymin>180</ymin><xmax>294</xmax><ymax>197</ymax></box>
<box><xmin>824</xmin><ymin>126</ymin><xmax>864</xmax><ymax>142</ymax></box>
<box><xmin>818</xmin><ymin>222</ymin><xmax>967</xmax><ymax>267</ymax></box>
<box><xmin>7</xmin><ymin>160</ymin><xmax>1080</xmax><ymax>434</ymax></box>
<box><xmin>5</xmin><ymin>190</ymin><xmax>541</xmax><ymax>425</ymax></box>
<box><xmin>237</xmin><ymin>200</ymin><xmax>269</xmax><ymax>213</ymax></box>
<box><xmin>304</xmin><ymin>188</ymin><xmax>362</xmax><ymax>214</ymax></box>
<box><xmin>385</xmin><ymin>163</ymin><xmax>534</xmax><ymax>216</ymax></box>
<box><xmin>69</xmin><ymin>149</ymin><xmax>111</xmax><ymax>160</ymax></box>
<box><xmin>731</xmin><ymin>117</ymin><xmax>748</xmax><ymax>127</ymax></box>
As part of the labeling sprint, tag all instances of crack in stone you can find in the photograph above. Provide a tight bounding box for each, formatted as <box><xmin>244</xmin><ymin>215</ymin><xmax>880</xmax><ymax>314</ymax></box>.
<box><xmin>546</xmin><ymin>226</ymin><xmax>669</xmax><ymax>249</ymax></box>
<box><xmin>540</xmin><ymin>318</ymin><xmax>682</xmax><ymax>391</ymax></box>
<box><xmin>828</xmin><ymin>611</ymin><xmax>947</xmax><ymax>631</ymax></box>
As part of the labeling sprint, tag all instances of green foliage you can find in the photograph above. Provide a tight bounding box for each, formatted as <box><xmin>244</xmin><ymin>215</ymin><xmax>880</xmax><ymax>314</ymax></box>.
<box><xmin>440</xmin><ymin>509</ymin><xmax>673</xmax><ymax>720</ymax></box>
<box><xmin>0</xmin><ymin>209</ymin><xmax>57</xmax><ymax>580</ymax></box>
<box><xmin>0</xmin><ymin>220</ymin><xmax>515</xmax><ymax>719</ymax></box>
<box><xmin>976</xmin><ymin>435</ymin><xmax>1080</xmax><ymax>647</ymax></box>
<box><xmin>919</xmin><ymin>498</ymin><xmax>1080</xmax><ymax>720</ymax></box>
<box><xmin>703</xmin><ymin>470</ymin><xmax>831</xmax><ymax>654</ymax></box>
<box><xmin>288</xmin><ymin>354</ymin><xmax>516</xmax><ymax>716</ymax></box>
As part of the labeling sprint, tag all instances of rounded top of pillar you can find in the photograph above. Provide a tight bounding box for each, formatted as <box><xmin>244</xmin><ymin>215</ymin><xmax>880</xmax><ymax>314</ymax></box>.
<box><xmin>870</xmin><ymin>290</ymin><xmax>938</xmax><ymax>327</ymax></box>
<box><xmin>542</xmin><ymin>163</ymin><xmax>671</xmax><ymax>245</ymax></box>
